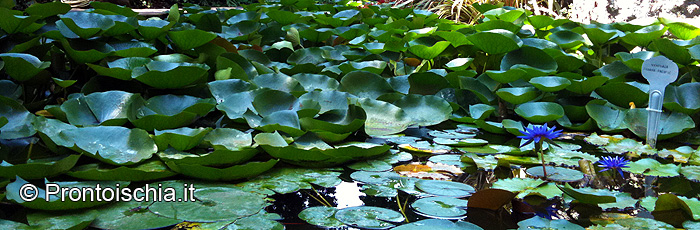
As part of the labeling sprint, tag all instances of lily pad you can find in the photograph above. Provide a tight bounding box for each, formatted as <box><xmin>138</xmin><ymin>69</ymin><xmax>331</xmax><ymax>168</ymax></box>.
<box><xmin>164</xmin><ymin>159</ymin><xmax>278</xmax><ymax>181</ymax></box>
<box><xmin>0</xmin><ymin>53</ymin><xmax>50</xmax><ymax>81</ymax></box>
<box><xmin>492</xmin><ymin>178</ymin><xmax>562</xmax><ymax>199</ymax></box>
<box><xmin>132</xmin><ymin>61</ymin><xmax>210</xmax><ymax>89</ymax></box>
<box><xmin>623</xmin><ymin>108</ymin><xmax>695</xmax><ymax>140</ymax></box>
<box><xmin>26</xmin><ymin>209</ymin><xmax>97</xmax><ymax>230</ymax></box>
<box><xmin>517</xmin><ymin>216</ymin><xmax>585</xmax><ymax>230</ymax></box>
<box><xmin>467</xmin><ymin>29</ymin><xmax>523</xmax><ymax>54</ymax></box>
<box><xmin>153</xmin><ymin>127</ymin><xmax>211</xmax><ymax>151</ymax></box>
<box><xmin>526</xmin><ymin>166</ymin><xmax>584</xmax><ymax>182</ymax></box>
<box><xmin>357</xmin><ymin>98</ymin><xmax>412</xmax><ymax>136</ymax></box>
<box><xmin>411</xmin><ymin>196</ymin><xmax>469</xmax><ymax>218</ymax></box>
<box><xmin>393</xmin><ymin>219</ymin><xmax>484</xmax><ymax>230</ymax></box>
<box><xmin>496</xmin><ymin>87</ymin><xmax>540</xmax><ymax>104</ymax></box>
<box><xmin>58</xmin><ymin>126</ymin><xmax>157</xmax><ymax>165</ymax></box>
<box><xmin>91</xmin><ymin>200</ymin><xmax>180</xmax><ymax>229</ymax></box>
<box><xmin>529</xmin><ymin>76</ymin><xmax>571</xmax><ymax>92</ymax></box>
<box><xmin>65</xmin><ymin>159</ymin><xmax>176</xmax><ymax>181</ymax></box>
<box><xmin>514</xmin><ymin>102</ymin><xmax>565</xmax><ymax>123</ymax></box>
<box><xmin>334</xmin><ymin>206</ymin><xmax>404</xmax><ymax>229</ymax></box>
<box><xmin>0</xmin><ymin>155</ymin><xmax>80</xmax><ymax>180</ymax></box>
<box><xmin>60</xmin><ymin>91</ymin><xmax>138</xmax><ymax>127</ymax></box>
<box><xmin>415</xmin><ymin>180</ymin><xmax>475</xmax><ymax>198</ymax></box>
<box><xmin>627</xmin><ymin>158</ymin><xmax>680</xmax><ymax>177</ymax></box>
<box><xmin>128</xmin><ymin>95</ymin><xmax>215</xmax><ymax>131</ymax></box>
<box><xmin>6</xmin><ymin>176</ymin><xmax>128</xmax><ymax>210</ymax></box>
<box><xmin>340</xmin><ymin>71</ymin><xmax>395</xmax><ymax>99</ymax></box>
<box><xmin>299</xmin><ymin>206</ymin><xmax>345</xmax><ymax>228</ymax></box>
<box><xmin>558</xmin><ymin>183</ymin><xmax>616</xmax><ymax>204</ymax></box>
<box><xmin>394</xmin><ymin>94</ymin><xmax>452</xmax><ymax>126</ymax></box>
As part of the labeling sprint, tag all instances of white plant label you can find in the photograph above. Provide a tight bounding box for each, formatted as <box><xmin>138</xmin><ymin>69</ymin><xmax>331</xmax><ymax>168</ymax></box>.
<box><xmin>641</xmin><ymin>56</ymin><xmax>678</xmax><ymax>148</ymax></box>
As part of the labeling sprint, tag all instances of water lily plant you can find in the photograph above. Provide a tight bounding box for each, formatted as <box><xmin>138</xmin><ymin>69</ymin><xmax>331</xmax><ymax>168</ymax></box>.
<box><xmin>596</xmin><ymin>156</ymin><xmax>630</xmax><ymax>179</ymax></box>
<box><xmin>518</xmin><ymin>124</ymin><xmax>562</xmax><ymax>178</ymax></box>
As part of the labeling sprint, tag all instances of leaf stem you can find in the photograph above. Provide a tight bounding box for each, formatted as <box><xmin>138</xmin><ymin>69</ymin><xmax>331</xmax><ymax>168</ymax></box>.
<box><xmin>396</xmin><ymin>194</ymin><xmax>409</xmax><ymax>223</ymax></box>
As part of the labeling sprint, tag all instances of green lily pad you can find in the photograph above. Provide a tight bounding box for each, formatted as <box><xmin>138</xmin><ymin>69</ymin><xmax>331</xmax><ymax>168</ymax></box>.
<box><xmin>393</xmin><ymin>219</ymin><xmax>484</xmax><ymax>230</ymax></box>
<box><xmin>65</xmin><ymin>159</ymin><xmax>176</xmax><ymax>181</ymax></box>
<box><xmin>615</xmin><ymin>51</ymin><xmax>659</xmax><ymax>72</ymax></box>
<box><xmin>582</xmin><ymin>23</ymin><xmax>624</xmax><ymax>46</ymax></box>
<box><xmin>164</xmin><ymin>159</ymin><xmax>279</xmax><ymax>181</ymax></box>
<box><xmin>334</xmin><ymin>206</ymin><xmax>404</xmax><ymax>229</ymax></box>
<box><xmin>548</xmin><ymin>30</ymin><xmax>585</xmax><ymax>49</ymax></box>
<box><xmin>492</xmin><ymin>178</ymin><xmax>562</xmax><ymax>199</ymax></box>
<box><xmin>6</xmin><ymin>176</ymin><xmax>128</xmax><ymax>210</ymax></box>
<box><xmin>110</xmin><ymin>40</ymin><xmax>158</xmax><ymax>57</ymax></box>
<box><xmin>664</xmin><ymin>82</ymin><xmax>700</xmax><ymax>114</ymax></box>
<box><xmin>0</xmin><ymin>96</ymin><xmax>36</xmax><ymax>139</ymax></box>
<box><xmin>0</xmin><ymin>53</ymin><xmax>50</xmax><ymax>81</ymax></box>
<box><xmin>398</xmin><ymin>141</ymin><xmax>452</xmax><ymax>155</ymax></box>
<box><xmin>411</xmin><ymin>196</ymin><xmax>469</xmax><ymax>218</ymax></box>
<box><xmin>496</xmin><ymin>87</ymin><xmax>540</xmax><ymax>104</ymax></box>
<box><xmin>347</xmin><ymin>160</ymin><xmax>393</xmax><ymax>172</ymax></box>
<box><xmin>517</xmin><ymin>216</ymin><xmax>585</xmax><ymax>230</ymax></box>
<box><xmin>433</xmin><ymin>138</ymin><xmax>488</xmax><ymax>147</ymax></box>
<box><xmin>621</xmin><ymin>24</ymin><xmax>667</xmax><ymax>47</ymax></box>
<box><xmin>59</xmin><ymin>11</ymin><xmax>115</xmax><ymax>38</ymax></box>
<box><xmin>485</xmin><ymin>68</ymin><xmax>527</xmax><ymax>83</ymax></box>
<box><xmin>558</xmin><ymin>183</ymin><xmax>616</xmax><ymax>204</ymax></box>
<box><xmin>167</xmin><ymin>29</ymin><xmax>216</xmax><ymax>50</ymax></box>
<box><xmin>529</xmin><ymin>76</ymin><xmax>571</xmax><ymax>92</ymax></box>
<box><xmin>526</xmin><ymin>166</ymin><xmax>584</xmax><ymax>182</ymax></box>
<box><xmin>501</xmin><ymin>46</ymin><xmax>558</xmax><ymax>77</ymax></box>
<box><xmin>87</xmin><ymin>57</ymin><xmax>152</xmax><ymax>81</ymax></box>
<box><xmin>445</xmin><ymin>58</ymin><xmax>474</xmax><ymax>71</ymax></box>
<box><xmin>128</xmin><ymin>95</ymin><xmax>215</xmax><ymax>131</ymax></box>
<box><xmin>394</xmin><ymin>94</ymin><xmax>452</xmax><ymax>126</ymax></box>
<box><xmin>0</xmin><ymin>155</ymin><xmax>80</xmax><ymax>180</ymax></box>
<box><xmin>60</xmin><ymin>91</ymin><xmax>138</xmax><ymax>127</ymax></box>
<box><xmin>627</xmin><ymin>158</ymin><xmax>680</xmax><ymax>177</ymax></box>
<box><xmin>623</xmin><ymin>108</ymin><xmax>695</xmax><ymax>140</ymax></box>
<box><xmin>59</xmin><ymin>126</ymin><xmax>157</xmax><ymax>165</ymax></box>
<box><xmin>565</xmin><ymin>76</ymin><xmax>608</xmax><ymax>94</ymax></box>
<box><xmin>680</xmin><ymin>165</ymin><xmax>700</xmax><ymax>182</ymax></box>
<box><xmin>153</xmin><ymin>127</ymin><xmax>211</xmax><ymax>151</ymax></box>
<box><xmin>340</xmin><ymin>71</ymin><xmax>395</xmax><ymax>99</ymax></box>
<box><xmin>408</xmin><ymin>40</ymin><xmax>450</xmax><ymax>60</ymax></box>
<box><xmin>357</xmin><ymin>98</ymin><xmax>412</xmax><ymax>136</ymax></box>
<box><xmin>25</xmin><ymin>1</ymin><xmax>71</xmax><ymax>19</ymax></box>
<box><xmin>415</xmin><ymin>180</ymin><xmax>475</xmax><ymax>198</ymax></box>
<box><xmin>299</xmin><ymin>206</ymin><xmax>345</xmax><ymax>228</ymax></box>
<box><xmin>467</xmin><ymin>29</ymin><xmax>523</xmax><ymax>54</ymax></box>
<box><xmin>586</xmin><ymin>103</ymin><xmax>627</xmax><ymax>132</ymax></box>
<box><xmin>26</xmin><ymin>209</ymin><xmax>97</xmax><ymax>230</ymax></box>
<box><xmin>91</xmin><ymin>200</ymin><xmax>180</xmax><ymax>229</ymax></box>
<box><xmin>514</xmin><ymin>102</ymin><xmax>565</xmax><ymax>123</ymax></box>
<box><xmin>407</xmin><ymin>72</ymin><xmax>451</xmax><ymax>95</ymax></box>
<box><xmin>132</xmin><ymin>61</ymin><xmax>210</xmax><ymax>89</ymax></box>
<box><xmin>148</xmin><ymin>183</ymin><xmax>268</xmax><ymax>222</ymax></box>
<box><xmin>595</xmin><ymin>82</ymin><xmax>649</xmax><ymax>108</ymax></box>
<box><xmin>238</xmin><ymin>168</ymin><xmax>342</xmax><ymax>195</ymax></box>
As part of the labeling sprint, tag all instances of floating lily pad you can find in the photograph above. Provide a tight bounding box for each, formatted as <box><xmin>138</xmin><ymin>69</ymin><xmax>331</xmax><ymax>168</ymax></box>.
<box><xmin>164</xmin><ymin>159</ymin><xmax>278</xmax><ymax>181</ymax></box>
<box><xmin>415</xmin><ymin>180</ymin><xmax>475</xmax><ymax>198</ymax></box>
<box><xmin>664</xmin><ymin>83</ymin><xmax>700</xmax><ymax>115</ymax></box>
<box><xmin>0</xmin><ymin>155</ymin><xmax>80</xmax><ymax>180</ymax></box>
<box><xmin>128</xmin><ymin>95</ymin><xmax>215</xmax><ymax>131</ymax></box>
<box><xmin>467</xmin><ymin>29</ymin><xmax>522</xmax><ymax>54</ymax></box>
<box><xmin>238</xmin><ymin>168</ymin><xmax>342</xmax><ymax>195</ymax></box>
<box><xmin>0</xmin><ymin>53</ymin><xmax>50</xmax><ymax>81</ymax></box>
<box><xmin>299</xmin><ymin>206</ymin><xmax>345</xmax><ymax>228</ymax></box>
<box><xmin>433</xmin><ymin>138</ymin><xmax>488</xmax><ymax>147</ymax></box>
<box><xmin>558</xmin><ymin>183</ymin><xmax>616</xmax><ymax>204</ymax></box>
<box><xmin>91</xmin><ymin>200</ymin><xmax>180</xmax><ymax>229</ymax></box>
<box><xmin>58</xmin><ymin>126</ymin><xmax>157</xmax><ymax>165</ymax></box>
<box><xmin>393</xmin><ymin>219</ymin><xmax>484</xmax><ymax>230</ymax></box>
<box><xmin>153</xmin><ymin>127</ymin><xmax>211</xmax><ymax>151</ymax></box>
<box><xmin>132</xmin><ymin>61</ymin><xmax>210</xmax><ymax>88</ymax></box>
<box><xmin>26</xmin><ymin>209</ymin><xmax>97</xmax><ymax>230</ymax></box>
<box><xmin>168</xmin><ymin>29</ymin><xmax>216</xmax><ymax>50</ymax></box>
<box><xmin>514</xmin><ymin>102</ymin><xmax>565</xmax><ymax>123</ymax></box>
<box><xmin>496</xmin><ymin>87</ymin><xmax>540</xmax><ymax>104</ymax></box>
<box><xmin>65</xmin><ymin>159</ymin><xmax>176</xmax><ymax>181</ymax></box>
<box><xmin>6</xmin><ymin>176</ymin><xmax>128</xmax><ymax>210</ymax></box>
<box><xmin>517</xmin><ymin>216</ymin><xmax>585</xmax><ymax>230</ymax></box>
<box><xmin>398</xmin><ymin>141</ymin><xmax>452</xmax><ymax>155</ymax></box>
<box><xmin>59</xmin><ymin>11</ymin><xmax>115</xmax><ymax>38</ymax></box>
<box><xmin>492</xmin><ymin>178</ymin><xmax>562</xmax><ymax>199</ymax></box>
<box><xmin>526</xmin><ymin>166</ymin><xmax>583</xmax><ymax>182</ymax></box>
<box><xmin>60</xmin><ymin>91</ymin><xmax>138</xmax><ymax>127</ymax></box>
<box><xmin>623</xmin><ymin>108</ymin><xmax>695</xmax><ymax>140</ymax></box>
<box><xmin>627</xmin><ymin>158</ymin><xmax>680</xmax><ymax>177</ymax></box>
<box><xmin>411</xmin><ymin>196</ymin><xmax>469</xmax><ymax>219</ymax></box>
<box><xmin>394</xmin><ymin>94</ymin><xmax>452</xmax><ymax>126</ymax></box>
<box><xmin>334</xmin><ymin>206</ymin><xmax>405</xmax><ymax>229</ymax></box>
<box><xmin>529</xmin><ymin>76</ymin><xmax>571</xmax><ymax>92</ymax></box>
<box><xmin>148</xmin><ymin>182</ymin><xmax>268</xmax><ymax>222</ymax></box>
<box><xmin>357</xmin><ymin>98</ymin><xmax>412</xmax><ymax>136</ymax></box>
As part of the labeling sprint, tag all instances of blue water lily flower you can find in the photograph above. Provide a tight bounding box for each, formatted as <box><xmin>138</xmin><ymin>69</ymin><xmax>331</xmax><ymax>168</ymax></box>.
<box><xmin>518</xmin><ymin>124</ymin><xmax>563</xmax><ymax>148</ymax></box>
<box><xmin>597</xmin><ymin>156</ymin><xmax>630</xmax><ymax>178</ymax></box>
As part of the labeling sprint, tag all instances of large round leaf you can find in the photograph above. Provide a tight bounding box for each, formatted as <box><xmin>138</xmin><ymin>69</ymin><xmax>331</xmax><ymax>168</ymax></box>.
<box><xmin>664</xmin><ymin>82</ymin><xmax>700</xmax><ymax>114</ymax></box>
<box><xmin>59</xmin><ymin>126</ymin><xmax>157</xmax><ymax>165</ymax></box>
<box><xmin>615</xmin><ymin>51</ymin><xmax>658</xmax><ymax>72</ymax></box>
<box><xmin>60</xmin><ymin>91</ymin><xmax>138</xmax><ymax>127</ymax></box>
<box><xmin>411</xmin><ymin>196</ymin><xmax>469</xmax><ymax>218</ymax></box>
<box><xmin>149</xmin><ymin>184</ymin><xmax>268</xmax><ymax>222</ymax></box>
<box><xmin>393</xmin><ymin>219</ymin><xmax>483</xmax><ymax>230</ymax></box>
<box><xmin>393</xmin><ymin>94</ymin><xmax>452</xmax><ymax>126</ymax></box>
<box><xmin>623</xmin><ymin>108</ymin><xmax>695</xmax><ymax>140</ymax></box>
<box><xmin>340</xmin><ymin>71</ymin><xmax>395</xmax><ymax>99</ymax></box>
<box><xmin>595</xmin><ymin>82</ymin><xmax>649</xmax><ymax>108</ymax></box>
<box><xmin>0</xmin><ymin>155</ymin><xmax>79</xmax><ymax>180</ymax></box>
<box><xmin>547</xmin><ymin>30</ymin><xmax>585</xmax><ymax>49</ymax></box>
<box><xmin>407</xmin><ymin>72</ymin><xmax>451</xmax><ymax>95</ymax></box>
<box><xmin>66</xmin><ymin>159</ymin><xmax>176</xmax><ymax>181</ymax></box>
<box><xmin>527</xmin><ymin>166</ymin><xmax>584</xmax><ymax>182</ymax></box>
<box><xmin>334</xmin><ymin>206</ymin><xmax>404</xmax><ymax>229</ymax></box>
<box><xmin>500</xmin><ymin>46</ymin><xmax>558</xmax><ymax>77</ymax></box>
<box><xmin>299</xmin><ymin>206</ymin><xmax>345</xmax><ymax>228</ymax></box>
<box><xmin>153</xmin><ymin>127</ymin><xmax>211</xmax><ymax>151</ymax></box>
<box><xmin>88</xmin><ymin>57</ymin><xmax>152</xmax><ymax>81</ymax></box>
<box><xmin>164</xmin><ymin>159</ymin><xmax>278</xmax><ymax>181</ymax></box>
<box><xmin>467</xmin><ymin>29</ymin><xmax>522</xmax><ymax>54</ymax></box>
<box><xmin>408</xmin><ymin>40</ymin><xmax>450</xmax><ymax>60</ymax></box>
<box><xmin>415</xmin><ymin>180</ymin><xmax>475</xmax><ymax>197</ymax></box>
<box><xmin>6</xmin><ymin>176</ymin><xmax>128</xmax><ymax>210</ymax></box>
<box><xmin>496</xmin><ymin>87</ymin><xmax>540</xmax><ymax>104</ymax></box>
<box><xmin>59</xmin><ymin>11</ymin><xmax>115</xmax><ymax>38</ymax></box>
<box><xmin>621</xmin><ymin>24</ymin><xmax>667</xmax><ymax>47</ymax></box>
<box><xmin>357</xmin><ymin>98</ymin><xmax>411</xmax><ymax>136</ymax></box>
<box><xmin>129</xmin><ymin>95</ymin><xmax>215</xmax><ymax>131</ymax></box>
<box><xmin>0</xmin><ymin>53</ymin><xmax>50</xmax><ymax>81</ymax></box>
<box><xmin>529</xmin><ymin>76</ymin><xmax>571</xmax><ymax>92</ymax></box>
<box><xmin>0</xmin><ymin>95</ymin><xmax>36</xmax><ymax>139</ymax></box>
<box><xmin>514</xmin><ymin>102</ymin><xmax>564</xmax><ymax>123</ymax></box>
<box><xmin>133</xmin><ymin>61</ymin><xmax>210</xmax><ymax>89</ymax></box>
<box><xmin>91</xmin><ymin>200</ymin><xmax>180</xmax><ymax>229</ymax></box>
<box><xmin>167</xmin><ymin>29</ymin><xmax>216</xmax><ymax>50</ymax></box>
